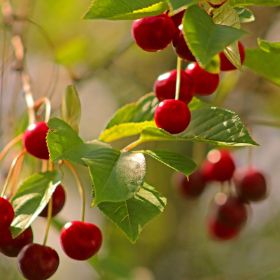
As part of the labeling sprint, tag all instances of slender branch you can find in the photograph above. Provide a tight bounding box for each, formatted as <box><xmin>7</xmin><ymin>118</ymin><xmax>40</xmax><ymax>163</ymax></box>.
<box><xmin>1</xmin><ymin>0</ymin><xmax>36</xmax><ymax>125</ymax></box>
<box><xmin>34</xmin><ymin>97</ymin><xmax>52</xmax><ymax>123</ymax></box>
<box><xmin>0</xmin><ymin>133</ymin><xmax>23</xmax><ymax>162</ymax></box>
<box><xmin>121</xmin><ymin>139</ymin><xmax>143</xmax><ymax>153</ymax></box>
<box><xmin>64</xmin><ymin>161</ymin><xmax>86</xmax><ymax>222</ymax></box>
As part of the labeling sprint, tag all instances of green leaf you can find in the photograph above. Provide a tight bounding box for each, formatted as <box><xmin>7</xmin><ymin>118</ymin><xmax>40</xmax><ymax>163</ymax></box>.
<box><xmin>105</xmin><ymin>93</ymin><xmax>158</xmax><ymax>129</ymax></box>
<box><xmin>235</xmin><ymin>7</ymin><xmax>255</xmax><ymax>23</ymax></box>
<box><xmin>98</xmin><ymin>183</ymin><xmax>166</xmax><ymax>242</ymax></box>
<box><xmin>244</xmin><ymin>46</ymin><xmax>280</xmax><ymax>86</ymax></box>
<box><xmin>142</xmin><ymin>150</ymin><xmax>196</xmax><ymax>176</ymax></box>
<box><xmin>11</xmin><ymin>172</ymin><xmax>61</xmax><ymax>237</ymax></box>
<box><xmin>84</xmin><ymin>0</ymin><xmax>168</xmax><ymax>20</ymax></box>
<box><xmin>258</xmin><ymin>38</ymin><xmax>280</xmax><ymax>53</ymax></box>
<box><xmin>183</xmin><ymin>5</ymin><xmax>245</xmax><ymax>67</ymax></box>
<box><xmin>61</xmin><ymin>85</ymin><xmax>81</xmax><ymax>133</ymax></box>
<box><xmin>230</xmin><ymin>0</ymin><xmax>280</xmax><ymax>7</ymax></box>
<box><xmin>168</xmin><ymin>0</ymin><xmax>198</xmax><ymax>10</ymax></box>
<box><xmin>140</xmin><ymin>105</ymin><xmax>257</xmax><ymax>146</ymax></box>
<box><xmin>84</xmin><ymin>151</ymin><xmax>146</xmax><ymax>205</ymax></box>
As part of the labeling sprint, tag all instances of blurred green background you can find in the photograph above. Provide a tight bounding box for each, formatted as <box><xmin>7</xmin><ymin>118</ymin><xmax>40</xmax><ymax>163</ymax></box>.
<box><xmin>1</xmin><ymin>1</ymin><xmax>280</xmax><ymax>279</ymax></box>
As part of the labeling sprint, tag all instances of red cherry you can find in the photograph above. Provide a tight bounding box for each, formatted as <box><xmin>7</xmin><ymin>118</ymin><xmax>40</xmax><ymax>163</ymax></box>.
<box><xmin>0</xmin><ymin>227</ymin><xmax>33</xmax><ymax>257</ymax></box>
<box><xmin>208</xmin><ymin>218</ymin><xmax>240</xmax><ymax>241</ymax></box>
<box><xmin>220</xmin><ymin>42</ymin><xmax>245</xmax><ymax>71</ymax></box>
<box><xmin>60</xmin><ymin>221</ymin><xmax>102</xmax><ymax>260</ymax></box>
<box><xmin>201</xmin><ymin>161</ymin><xmax>215</xmax><ymax>182</ymax></box>
<box><xmin>154</xmin><ymin>99</ymin><xmax>191</xmax><ymax>134</ymax></box>
<box><xmin>205</xmin><ymin>149</ymin><xmax>236</xmax><ymax>182</ymax></box>
<box><xmin>175</xmin><ymin>170</ymin><xmax>206</xmax><ymax>198</ymax></box>
<box><xmin>172</xmin><ymin>30</ymin><xmax>196</xmax><ymax>61</ymax></box>
<box><xmin>23</xmin><ymin>122</ymin><xmax>49</xmax><ymax>160</ymax></box>
<box><xmin>170</xmin><ymin>10</ymin><xmax>185</xmax><ymax>27</ymax></box>
<box><xmin>40</xmin><ymin>185</ymin><xmax>66</xmax><ymax>218</ymax></box>
<box><xmin>234</xmin><ymin>168</ymin><xmax>267</xmax><ymax>202</ymax></box>
<box><xmin>0</xmin><ymin>197</ymin><xmax>14</xmax><ymax>228</ymax></box>
<box><xmin>18</xmin><ymin>243</ymin><xmax>59</xmax><ymax>280</ymax></box>
<box><xmin>154</xmin><ymin>70</ymin><xmax>194</xmax><ymax>103</ymax></box>
<box><xmin>186</xmin><ymin>62</ymin><xmax>220</xmax><ymax>95</ymax></box>
<box><xmin>214</xmin><ymin>196</ymin><xmax>248</xmax><ymax>228</ymax></box>
<box><xmin>131</xmin><ymin>14</ymin><xmax>176</xmax><ymax>52</ymax></box>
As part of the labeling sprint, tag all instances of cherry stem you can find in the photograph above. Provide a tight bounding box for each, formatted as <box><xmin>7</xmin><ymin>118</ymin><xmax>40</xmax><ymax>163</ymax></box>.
<box><xmin>175</xmin><ymin>57</ymin><xmax>182</xmax><ymax>100</ymax></box>
<box><xmin>1</xmin><ymin>149</ymin><xmax>26</xmax><ymax>198</ymax></box>
<box><xmin>121</xmin><ymin>139</ymin><xmax>143</xmax><ymax>152</ymax></box>
<box><xmin>34</xmin><ymin>97</ymin><xmax>52</xmax><ymax>123</ymax></box>
<box><xmin>0</xmin><ymin>133</ymin><xmax>23</xmax><ymax>162</ymax></box>
<box><xmin>64</xmin><ymin>161</ymin><xmax>86</xmax><ymax>222</ymax></box>
<box><xmin>43</xmin><ymin>197</ymin><xmax>53</xmax><ymax>246</ymax></box>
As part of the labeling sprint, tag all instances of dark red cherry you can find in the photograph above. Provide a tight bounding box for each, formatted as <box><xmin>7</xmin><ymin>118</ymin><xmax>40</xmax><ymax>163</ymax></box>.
<box><xmin>172</xmin><ymin>30</ymin><xmax>196</xmax><ymax>61</ymax></box>
<box><xmin>154</xmin><ymin>70</ymin><xmax>194</xmax><ymax>103</ymax></box>
<box><xmin>0</xmin><ymin>227</ymin><xmax>33</xmax><ymax>257</ymax></box>
<box><xmin>154</xmin><ymin>99</ymin><xmax>191</xmax><ymax>134</ymax></box>
<box><xmin>220</xmin><ymin>41</ymin><xmax>245</xmax><ymax>71</ymax></box>
<box><xmin>40</xmin><ymin>185</ymin><xmax>66</xmax><ymax>218</ymax></box>
<box><xmin>208</xmin><ymin>218</ymin><xmax>240</xmax><ymax>241</ymax></box>
<box><xmin>186</xmin><ymin>62</ymin><xmax>220</xmax><ymax>95</ymax></box>
<box><xmin>214</xmin><ymin>196</ymin><xmax>248</xmax><ymax>227</ymax></box>
<box><xmin>201</xmin><ymin>161</ymin><xmax>215</xmax><ymax>183</ymax></box>
<box><xmin>131</xmin><ymin>14</ymin><xmax>176</xmax><ymax>52</ymax></box>
<box><xmin>175</xmin><ymin>170</ymin><xmax>206</xmax><ymax>198</ymax></box>
<box><xmin>171</xmin><ymin>10</ymin><xmax>185</xmax><ymax>27</ymax></box>
<box><xmin>60</xmin><ymin>221</ymin><xmax>102</xmax><ymax>261</ymax></box>
<box><xmin>234</xmin><ymin>168</ymin><xmax>267</xmax><ymax>202</ymax></box>
<box><xmin>23</xmin><ymin>122</ymin><xmax>49</xmax><ymax>160</ymax></box>
<box><xmin>18</xmin><ymin>243</ymin><xmax>59</xmax><ymax>280</ymax></box>
<box><xmin>205</xmin><ymin>149</ymin><xmax>236</xmax><ymax>182</ymax></box>
<box><xmin>0</xmin><ymin>197</ymin><xmax>14</xmax><ymax>228</ymax></box>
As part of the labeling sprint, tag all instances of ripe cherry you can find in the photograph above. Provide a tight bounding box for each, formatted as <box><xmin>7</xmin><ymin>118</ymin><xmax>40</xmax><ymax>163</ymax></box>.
<box><xmin>131</xmin><ymin>14</ymin><xmax>176</xmax><ymax>52</ymax></box>
<box><xmin>60</xmin><ymin>221</ymin><xmax>102</xmax><ymax>261</ymax></box>
<box><xmin>154</xmin><ymin>99</ymin><xmax>191</xmax><ymax>134</ymax></box>
<box><xmin>175</xmin><ymin>170</ymin><xmax>206</xmax><ymax>198</ymax></box>
<box><xmin>172</xmin><ymin>30</ymin><xmax>196</xmax><ymax>61</ymax></box>
<box><xmin>208</xmin><ymin>218</ymin><xmax>240</xmax><ymax>241</ymax></box>
<box><xmin>18</xmin><ymin>243</ymin><xmax>59</xmax><ymax>280</ymax></box>
<box><xmin>154</xmin><ymin>70</ymin><xmax>194</xmax><ymax>103</ymax></box>
<box><xmin>170</xmin><ymin>10</ymin><xmax>185</xmax><ymax>28</ymax></box>
<box><xmin>23</xmin><ymin>122</ymin><xmax>49</xmax><ymax>160</ymax></box>
<box><xmin>0</xmin><ymin>197</ymin><xmax>14</xmax><ymax>228</ymax></box>
<box><xmin>0</xmin><ymin>227</ymin><xmax>33</xmax><ymax>257</ymax></box>
<box><xmin>205</xmin><ymin>149</ymin><xmax>236</xmax><ymax>182</ymax></box>
<box><xmin>234</xmin><ymin>168</ymin><xmax>267</xmax><ymax>202</ymax></box>
<box><xmin>186</xmin><ymin>62</ymin><xmax>220</xmax><ymax>95</ymax></box>
<box><xmin>40</xmin><ymin>185</ymin><xmax>66</xmax><ymax>218</ymax></box>
<box><xmin>214</xmin><ymin>195</ymin><xmax>248</xmax><ymax>228</ymax></box>
<box><xmin>220</xmin><ymin>41</ymin><xmax>245</xmax><ymax>71</ymax></box>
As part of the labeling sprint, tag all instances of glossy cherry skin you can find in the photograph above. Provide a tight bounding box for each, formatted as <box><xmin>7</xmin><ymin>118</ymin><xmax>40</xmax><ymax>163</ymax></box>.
<box><xmin>186</xmin><ymin>62</ymin><xmax>220</xmax><ymax>95</ymax></box>
<box><xmin>40</xmin><ymin>185</ymin><xmax>66</xmax><ymax>218</ymax></box>
<box><xmin>0</xmin><ymin>227</ymin><xmax>33</xmax><ymax>257</ymax></box>
<box><xmin>175</xmin><ymin>170</ymin><xmax>206</xmax><ymax>198</ymax></box>
<box><xmin>154</xmin><ymin>99</ymin><xmax>191</xmax><ymax>134</ymax></box>
<box><xmin>23</xmin><ymin>122</ymin><xmax>49</xmax><ymax>160</ymax></box>
<box><xmin>0</xmin><ymin>197</ymin><xmax>14</xmax><ymax>228</ymax></box>
<box><xmin>131</xmin><ymin>14</ymin><xmax>176</xmax><ymax>52</ymax></box>
<box><xmin>234</xmin><ymin>168</ymin><xmax>267</xmax><ymax>202</ymax></box>
<box><xmin>205</xmin><ymin>149</ymin><xmax>236</xmax><ymax>182</ymax></box>
<box><xmin>18</xmin><ymin>243</ymin><xmax>59</xmax><ymax>280</ymax></box>
<box><xmin>208</xmin><ymin>218</ymin><xmax>240</xmax><ymax>241</ymax></box>
<box><xmin>60</xmin><ymin>221</ymin><xmax>102</xmax><ymax>261</ymax></box>
<box><xmin>154</xmin><ymin>70</ymin><xmax>194</xmax><ymax>103</ymax></box>
<box><xmin>171</xmin><ymin>10</ymin><xmax>185</xmax><ymax>28</ymax></box>
<box><xmin>215</xmin><ymin>196</ymin><xmax>248</xmax><ymax>228</ymax></box>
<box><xmin>220</xmin><ymin>42</ymin><xmax>245</xmax><ymax>71</ymax></box>
<box><xmin>172</xmin><ymin>30</ymin><xmax>196</xmax><ymax>61</ymax></box>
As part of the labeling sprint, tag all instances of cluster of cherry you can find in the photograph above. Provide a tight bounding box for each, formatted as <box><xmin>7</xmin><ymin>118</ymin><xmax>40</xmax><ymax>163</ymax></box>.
<box><xmin>175</xmin><ymin>149</ymin><xmax>267</xmax><ymax>241</ymax></box>
<box><xmin>0</xmin><ymin>122</ymin><xmax>102</xmax><ymax>280</ymax></box>
<box><xmin>131</xmin><ymin>9</ymin><xmax>245</xmax><ymax>134</ymax></box>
